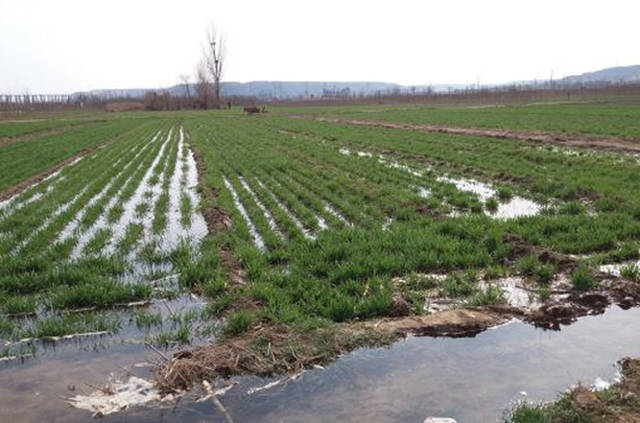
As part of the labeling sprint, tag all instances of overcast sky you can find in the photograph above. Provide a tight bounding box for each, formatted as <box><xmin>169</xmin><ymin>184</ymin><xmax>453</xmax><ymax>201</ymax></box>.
<box><xmin>1</xmin><ymin>0</ymin><xmax>638</xmax><ymax>94</ymax></box>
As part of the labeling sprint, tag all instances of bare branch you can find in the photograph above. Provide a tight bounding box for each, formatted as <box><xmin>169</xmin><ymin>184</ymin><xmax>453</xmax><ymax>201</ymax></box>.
<box><xmin>202</xmin><ymin>22</ymin><xmax>226</xmax><ymax>108</ymax></box>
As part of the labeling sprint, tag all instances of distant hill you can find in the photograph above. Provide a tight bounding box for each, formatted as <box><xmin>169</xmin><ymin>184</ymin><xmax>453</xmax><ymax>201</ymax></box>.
<box><xmin>73</xmin><ymin>81</ymin><xmax>406</xmax><ymax>101</ymax></box>
<box><xmin>70</xmin><ymin>65</ymin><xmax>640</xmax><ymax>101</ymax></box>
<box><xmin>560</xmin><ymin>65</ymin><xmax>640</xmax><ymax>85</ymax></box>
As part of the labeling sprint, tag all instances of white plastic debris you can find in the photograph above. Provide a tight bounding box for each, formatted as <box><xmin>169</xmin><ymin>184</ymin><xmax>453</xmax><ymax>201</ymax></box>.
<box><xmin>67</xmin><ymin>376</ymin><xmax>160</xmax><ymax>417</ymax></box>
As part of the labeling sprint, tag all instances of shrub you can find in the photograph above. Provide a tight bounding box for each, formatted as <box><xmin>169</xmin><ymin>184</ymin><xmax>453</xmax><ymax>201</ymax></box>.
<box><xmin>326</xmin><ymin>296</ymin><xmax>355</xmax><ymax>322</ymax></box>
<box><xmin>571</xmin><ymin>265</ymin><xmax>596</xmax><ymax>291</ymax></box>
<box><xmin>621</xmin><ymin>264</ymin><xmax>640</xmax><ymax>282</ymax></box>
<box><xmin>471</xmin><ymin>285</ymin><xmax>503</xmax><ymax>305</ymax></box>
<box><xmin>517</xmin><ymin>254</ymin><xmax>540</xmax><ymax>276</ymax></box>
<box><xmin>535</xmin><ymin>263</ymin><xmax>556</xmax><ymax>284</ymax></box>
<box><xmin>223</xmin><ymin>311</ymin><xmax>254</xmax><ymax>336</ymax></box>
<box><xmin>497</xmin><ymin>187</ymin><xmax>513</xmax><ymax>202</ymax></box>
<box><xmin>537</xmin><ymin>286</ymin><xmax>551</xmax><ymax>302</ymax></box>
<box><xmin>442</xmin><ymin>273</ymin><xmax>476</xmax><ymax>298</ymax></box>
<box><xmin>559</xmin><ymin>201</ymin><xmax>586</xmax><ymax>216</ymax></box>
<box><xmin>1</xmin><ymin>295</ymin><xmax>37</xmax><ymax>315</ymax></box>
<box><xmin>485</xmin><ymin>197</ymin><xmax>499</xmax><ymax>212</ymax></box>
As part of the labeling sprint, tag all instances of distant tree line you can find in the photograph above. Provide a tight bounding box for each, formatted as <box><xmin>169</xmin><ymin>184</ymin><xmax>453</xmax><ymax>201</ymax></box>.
<box><xmin>3</xmin><ymin>80</ymin><xmax>640</xmax><ymax>113</ymax></box>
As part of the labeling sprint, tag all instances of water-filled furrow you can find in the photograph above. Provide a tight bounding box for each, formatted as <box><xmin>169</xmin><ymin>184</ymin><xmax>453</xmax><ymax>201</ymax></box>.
<box><xmin>223</xmin><ymin>176</ymin><xmax>266</xmax><ymax>251</ymax></box>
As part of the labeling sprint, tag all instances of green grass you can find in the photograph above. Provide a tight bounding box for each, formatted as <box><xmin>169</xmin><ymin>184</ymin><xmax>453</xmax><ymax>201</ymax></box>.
<box><xmin>0</xmin><ymin>295</ymin><xmax>37</xmax><ymax>315</ymax></box>
<box><xmin>135</xmin><ymin>311</ymin><xmax>163</xmax><ymax>328</ymax></box>
<box><xmin>571</xmin><ymin>264</ymin><xmax>597</xmax><ymax>291</ymax></box>
<box><xmin>222</xmin><ymin>310</ymin><xmax>254</xmax><ymax>337</ymax></box>
<box><xmin>0</xmin><ymin>118</ymin><xmax>144</xmax><ymax>193</ymax></box>
<box><xmin>49</xmin><ymin>280</ymin><xmax>152</xmax><ymax>310</ymax></box>
<box><xmin>2</xmin><ymin>103</ymin><xmax>640</xmax><ymax>364</ymax></box>
<box><xmin>23</xmin><ymin>313</ymin><xmax>121</xmax><ymax>338</ymax></box>
<box><xmin>150</xmin><ymin>325</ymin><xmax>190</xmax><ymax>347</ymax></box>
<box><xmin>621</xmin><ymin>264</ymin><xmax>640</xmax><ymax>282</ymax></box>
<box><xmin>286</xmin><ymin>102</ymin><xmax>640</xmax><ymax>139</ymax></box>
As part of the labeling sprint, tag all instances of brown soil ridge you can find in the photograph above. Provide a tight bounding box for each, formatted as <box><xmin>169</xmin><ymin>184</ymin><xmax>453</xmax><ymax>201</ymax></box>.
<box><xmin>0</xmin><ymin>146</ymin><xmax>96</xmax><ymax>202</ymax></box>
<box><xmin>191</xmin><ymin>146</ymin><xmax>245</xmax><ymax>286</ymax></box>
<box><xmin>155</xmin><ymin>308</ymin><xmax>505</xmax><ymax>392</ymax></box>
<box><xmin>291</xmin><ymin>115</ymin><xmax>640</xmax><ymax>154</ymax></box>
<box><xmin>156</xmin><ymin>272</ymin><xmax>640</xmax><ymax>393</ymax></box>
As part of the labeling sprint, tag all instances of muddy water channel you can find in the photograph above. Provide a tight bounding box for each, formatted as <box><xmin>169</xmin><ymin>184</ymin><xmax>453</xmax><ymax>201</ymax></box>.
<box><xmin>1</xmin><ymin>306</ymin><xmax>638</xmax><ymax>423</ymax></box>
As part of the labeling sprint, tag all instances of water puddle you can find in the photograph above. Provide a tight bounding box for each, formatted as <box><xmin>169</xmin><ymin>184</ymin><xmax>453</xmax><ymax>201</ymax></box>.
<box><xmin>15</xmin><ymin>186</ymin><xmax>89</xmax><ymax>253</ymax></box>
<box><xmin>480</xmin><ymin>276</ymin><xmax>539</xmax><ymax>309</ymax></box>
<box><xmin>491</xmin><ymin>196</ymin><xmax>541</xmax><ymax>220</ymax></box>
<box><xmin>380</xmin><ymin>157</ymin><xmax>424</xmax><ymax>177</ymax></box>
<box><xmin>150</xmin><ymin>127</ymin><xmax>206</xmax><ymax>254</ymax></box>
<box><xmin>107</xmin><ymin>131</ymin><xmax>172</xmax><ymax>253</ymax></box>
<box><xmin>437</xmin><ymin>175</ymin><xmax>541</xmax><ymax>219</ymax></box>
<box><xmin>59</xmin><ymin>132</ymin><xmax>164</xmax><ymax>247</ymax></box>
<box><xmin>437</xmin><ymin>176</ymin><xmax>495</xmax><ymax>201</ymax></box>
<box><xmin>180</xmin><ymin>141</ymin><xmax>208</xmax><ymax>249</ymax></box>
<box><xmin>5</xmin><ymin>306</ymin><xmax>638</xmax><ymax>422</ymax></box>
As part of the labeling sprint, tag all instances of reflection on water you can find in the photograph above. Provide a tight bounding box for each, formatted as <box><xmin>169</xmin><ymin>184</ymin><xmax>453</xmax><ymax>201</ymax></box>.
<box><xmin>2</xmin><ymin>306</ymin><xmax>640</xmax><ymax>423</ymax></box>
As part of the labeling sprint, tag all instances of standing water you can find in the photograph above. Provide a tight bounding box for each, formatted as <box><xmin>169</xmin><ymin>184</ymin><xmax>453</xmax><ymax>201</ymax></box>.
<box><xmin>1</xmin><ymin>306</ymin><xmax>639</xmax><ymax>422</ymax></box>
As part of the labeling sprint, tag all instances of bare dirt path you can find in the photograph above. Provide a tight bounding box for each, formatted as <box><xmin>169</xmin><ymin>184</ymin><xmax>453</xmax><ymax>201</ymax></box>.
<box><xmin>290</xmin><ymin>115</ymin><xmax>640</xmax><ymax>154</ymax></box>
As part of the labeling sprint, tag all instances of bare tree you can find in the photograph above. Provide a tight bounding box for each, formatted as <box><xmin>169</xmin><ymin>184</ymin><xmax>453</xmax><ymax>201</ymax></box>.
<box><xmin>178</xmin><ymin>74</ymin><xmax>192</xmax><ymax>106</ymax></box>
<box><xmin>204</xmin><ymin>23</ymin><xmax>226</xmax><ymax>109</ymax></box>
<box><xmin>195</xmin><ymin>60</ymin><xmax>211</xmax><ymax>109</ymax></box>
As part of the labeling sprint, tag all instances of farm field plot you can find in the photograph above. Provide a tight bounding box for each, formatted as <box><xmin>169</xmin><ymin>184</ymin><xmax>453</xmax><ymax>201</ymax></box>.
<box><xmin>0</xmin><ymin>118</ymin><xmax>150</xmax><ymax>194</ymax></box>
<box><xmin>285</xmin><ymin>102</ymin><xmax>640</xmax><ymax>140</ymax></box>
<box><xmin>2</xmin><ymin>106</ymin><xmax>640</xmax><ymax>422</ymax></box>
<box><xmin>0</xmin><ymin>115</ymin><xmax>108</xmax><ymax>140</ymax></box>
<box><xmin>181</xmin><ymin>113</ymin><xmax>640</xmax><ymax>326</ymax></box>
<box><xmin>0</xmin><ymin>119</ymin><xmax>211</xmax><ymax>367</ymax></box>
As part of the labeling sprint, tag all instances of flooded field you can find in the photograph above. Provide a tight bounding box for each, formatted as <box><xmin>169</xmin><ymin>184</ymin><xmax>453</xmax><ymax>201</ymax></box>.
<box><xmin>2</xmin><ymin>105</ymin><xmax>640</xmax><ymax>422</ymax></box>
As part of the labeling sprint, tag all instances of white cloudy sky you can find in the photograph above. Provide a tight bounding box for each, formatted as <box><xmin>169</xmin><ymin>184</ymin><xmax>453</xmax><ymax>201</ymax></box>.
<box><xmin>0</xmin><ymin>0</ymin><xmax>638</xmax><ymax>94</ymax></box>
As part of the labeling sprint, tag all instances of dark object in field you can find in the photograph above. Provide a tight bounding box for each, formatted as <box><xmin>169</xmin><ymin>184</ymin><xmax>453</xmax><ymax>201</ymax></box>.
<box><xmin>243</xmin><ymin>106</ymin><xmax>267</xmax><ymax>114</ymax></box>
<box><xmin>104</xmin><ymin>102</ymin><xmax>145</xmax><ymax>112</ymax></box>
<box><xmin>388</xmin><ymin>296</ymin><xmax>411</xmax><ymax>317</ymax></box>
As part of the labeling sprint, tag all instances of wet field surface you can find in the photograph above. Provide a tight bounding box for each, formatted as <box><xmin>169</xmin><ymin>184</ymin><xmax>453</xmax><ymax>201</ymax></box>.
<box><xmin>3</xmin><ymin>115</ymin><xmax>640</xmax><ymax>423</ymax></box>
<box><xmin>2</xmin><ymin>305</ymin><xmax>639</xmax><ymax>423</ymax></box>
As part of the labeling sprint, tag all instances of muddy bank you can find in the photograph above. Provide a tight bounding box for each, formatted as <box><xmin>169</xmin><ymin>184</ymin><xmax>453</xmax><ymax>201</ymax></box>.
<box><xmin>292</xmin><ymin>115</ymin><xmax>640</xmax><ymax>154</ymax></box>
<box><xmin>156</xmin><ymin>324</ymin><xmax>398</xmax><ymax>391</ymax></box>
<box><xmin>509</xmin><ymin>357</ymin><xmax>640</xmax><ymax>423</ymax></box>
<box><xmin>66</xmin><ymin>306</ymin><xmax>640</xmax><ymax>422</ymax></box>
<box><xmin>156</xmin><ymin>263</ymin><xmax>640</xmax><ymax>394</ymax></box>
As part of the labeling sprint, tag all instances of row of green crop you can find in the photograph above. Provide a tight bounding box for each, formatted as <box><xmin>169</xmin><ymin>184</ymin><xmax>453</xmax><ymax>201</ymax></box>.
<box><xmin>180</xmin><ymin>113</ymin><xmax>640</xmax><ymax>328</ymax></box>
<box><xmin>0</xmin><ymin>118</ymin><xmax>148</xmax><ymax>193</ymax></box>
<box><xmin>0</xmin><ymin>116</ymin><xmax>106</xmax><ymax>139</ymax></box>
<box><xmin>282</xmin><ymin>102</ymin><xmax>640</xmax><ymax>139</ymax></box>
<box><xmin>0</xmin><ymin>123</ymin><xmax>167</xmax><ymax>255</ymax></box>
